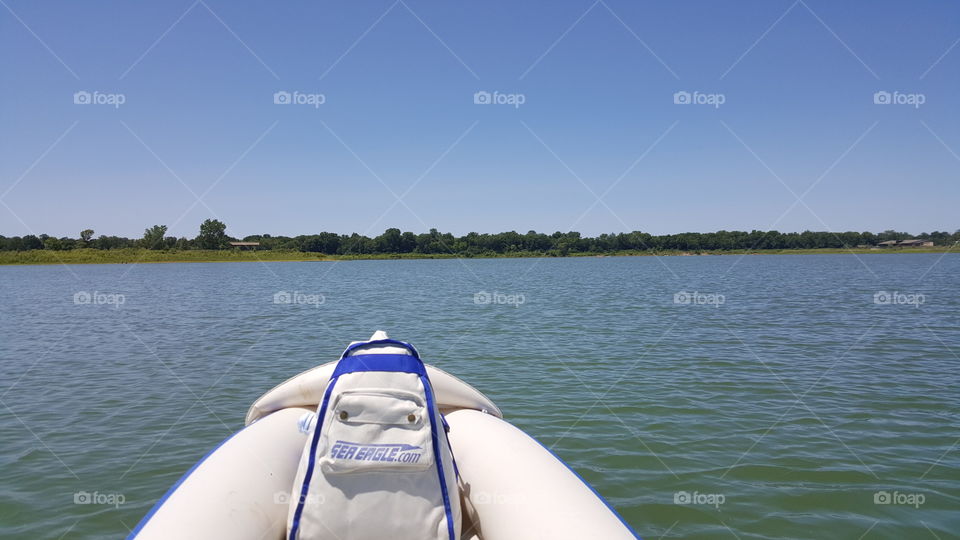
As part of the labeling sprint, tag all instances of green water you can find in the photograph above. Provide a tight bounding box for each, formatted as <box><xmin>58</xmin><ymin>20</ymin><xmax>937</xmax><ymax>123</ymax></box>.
<box><xmin>1</xmin><ymin>254</ymin><xmax>957</xmax><ymax>539</ymax></box>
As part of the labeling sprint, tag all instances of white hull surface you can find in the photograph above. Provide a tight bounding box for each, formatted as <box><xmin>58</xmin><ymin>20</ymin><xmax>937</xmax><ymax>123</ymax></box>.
<box><xmin>130</xmin><ymin>357</ymin><xmax>639</xmax><ymax>539</ymax></box>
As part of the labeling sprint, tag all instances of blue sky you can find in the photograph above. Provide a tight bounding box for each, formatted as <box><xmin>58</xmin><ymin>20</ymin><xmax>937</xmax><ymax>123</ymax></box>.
<box><xmin>1</xmin><ymin>0</ymin><xmax>957</xmax><ymax>239</ymax></box>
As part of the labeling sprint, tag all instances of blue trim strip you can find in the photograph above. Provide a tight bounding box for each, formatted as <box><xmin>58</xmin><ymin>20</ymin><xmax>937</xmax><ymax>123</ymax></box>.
<box><xmin>422</xmin><ymin>375</ymin><xmax>456</xmax><ymax>540</ymax></box>
<box><xmin>127</xmin><ymin>426</ymin><xmax>248</xmax><ymax>539</ymax></box>
<box><xmin>288</xmin><ymin>376</ymin><xmax>339</xmax><ymax>540</ymax></box>
<box><xmin>530</xmin><ymin>436</ymin><xmax>642</xmax><ymax>539</ymax></box>
<box><xmin>340</xmin><ymin>339</ymin><xmax>420</xmax><ymax>359</ymax></box>
<box><xmin>440</xmin><ymin>414</ymin><xmax>460</xmax><ymax>480</ymax></box>
<box><xmin>332</xmin><ymin>354</ymin><xmax>426</xmax><ymax>377</ymax></box>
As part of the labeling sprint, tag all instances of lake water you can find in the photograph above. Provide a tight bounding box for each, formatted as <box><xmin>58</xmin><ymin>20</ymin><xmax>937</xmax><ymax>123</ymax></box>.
<box><xmin>1</xmin><ymin>254</ymin><xmax>958</xmax><ymax>539</ymax></box>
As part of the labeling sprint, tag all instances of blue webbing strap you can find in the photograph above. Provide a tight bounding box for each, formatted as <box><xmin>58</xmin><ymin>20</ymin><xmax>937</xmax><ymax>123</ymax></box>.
<box><xmin>340</xmin><ymin>338</ymin><xmax>421</xmax><ymax>359</ymax></box>
<box><xmin>440</xmin><ymin>414</ymin><xmax>460</xmax><ymax>480</ymax></box>
<box><xmin>288</xmin><ymin>376</ymin><xmax>339</xmax><ymax>540</ymax></box>
<box><xmin>332</xmin><ymin>353</ymin><xmax>426</xmax><ymax>377</ymax></box>
<box><xmin>421</xmin><ymin>375</ymin><xmax>456</xmax><ymax>540</ymax></box>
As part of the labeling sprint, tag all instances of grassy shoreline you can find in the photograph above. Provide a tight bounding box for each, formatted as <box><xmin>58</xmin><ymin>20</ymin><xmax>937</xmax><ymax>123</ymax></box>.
<box><xmin>0</xmin><ymin>247</ymin><xmax>954</xmax><ymax>265</ymax></box>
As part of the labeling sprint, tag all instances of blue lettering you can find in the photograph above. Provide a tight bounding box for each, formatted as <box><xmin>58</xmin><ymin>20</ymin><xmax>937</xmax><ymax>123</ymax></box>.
<box><xmin>329</xmin><ymin>441</ymin><xmax>423</xmax><ymax>463</ymax></box>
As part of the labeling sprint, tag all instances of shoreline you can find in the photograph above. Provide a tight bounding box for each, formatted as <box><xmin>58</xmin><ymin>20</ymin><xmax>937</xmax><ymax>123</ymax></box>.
<box><xmin>0</xmin><ymin>247</ymin><xmax>954</xmax><ymax>266</ymax></box>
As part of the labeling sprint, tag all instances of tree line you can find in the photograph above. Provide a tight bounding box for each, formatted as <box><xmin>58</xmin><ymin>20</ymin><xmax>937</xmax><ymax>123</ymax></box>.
<box><xmin>1</xmin><ymin>220</ymin><xmax>957</xmax><ymax>255</ymax></box>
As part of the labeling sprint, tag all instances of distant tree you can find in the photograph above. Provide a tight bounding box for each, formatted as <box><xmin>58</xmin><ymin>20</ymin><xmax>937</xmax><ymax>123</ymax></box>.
<box><xmin>21</xmin><ymin>235</ymin><xmax>43</xmax><ymax>250</ymax></box>
<box><xmin>43</xmin><ymin>237</ymin><xmax>62</xmax><ymax>250</ymax></box>
<box><xmin>142</xmin><ymin>225</ymin><xmax>168</xmax><ymax>249</ymax></box>
<box><xmin>4</xmin><ymin>236</ymin><xmax>24</xmax><ymax>251</ymax></box>
<box><xmin>3</xmin><ymin>225</ymin><xmax>957</xmax><ymax>255</ymax></box>
<box><xmin>196</xmin><ymin>219</ymin><xmax>227</xmax><ymax>249</ymax></box>
<box><xmin>375</xmin><ymin>228</ymin><xmax>402</xmax><ymax>253</ymax></box>
<box><xmin>925</xmin><ymin>231</ymin><xmax>950</xmax><ymax>246</ymax></box>
<box><xmin>323</xmin><ymin>232</ymin><xmax>342</xmax><ymax>253</ymax></box>
<box><xmin>399</xmin><ymin>231</ymin><xmax>417</xmax><ymax>253</ymax></box>
<box><xmin>110</xmin><ymin>235</ymin><xmax>136</xmax><ymax>249</ymax></box>
<box><xmin>299</xmin><ymin>235</ymin><xmax>322</xmax><ymax>253</ymax></box>
<box><xmin>878</xmin><ymin>229</ymin><xmax>909</xmax><ymax>242</ymax></box>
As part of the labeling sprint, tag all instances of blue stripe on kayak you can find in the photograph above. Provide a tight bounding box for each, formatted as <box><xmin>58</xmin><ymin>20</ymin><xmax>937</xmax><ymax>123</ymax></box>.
<box><xmin>127</xmin><ymin>425</ymin><xmax>248</xmax><ymax>539</ymax></box>
<box><xmin>529</xmin><ymin>434</ymin><xmax>642</xmax><ymax>539</ymax></box>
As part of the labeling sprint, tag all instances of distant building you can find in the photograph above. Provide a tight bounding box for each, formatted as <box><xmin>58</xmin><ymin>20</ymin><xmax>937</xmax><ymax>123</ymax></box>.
<box><xmin>898</xmin><ymin>239</ymin><xmax>933</xmax><ymax>247</ymax></box>
<box><xmin>877</xmin><ymin>239</ymin><xmax>933</xmax><ymax>248</ymax></box>
<box><xmin>229</xmin><ymin>241</ymin><xmax>260</xmax><ymax>250</ymax></box>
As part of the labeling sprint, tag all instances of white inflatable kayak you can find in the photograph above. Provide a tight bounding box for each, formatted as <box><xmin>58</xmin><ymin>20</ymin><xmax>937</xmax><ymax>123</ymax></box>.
<box><xmin>129</xmin><ymin>332</ymin><xmax>640</xmax><ymax>540</ymax></box>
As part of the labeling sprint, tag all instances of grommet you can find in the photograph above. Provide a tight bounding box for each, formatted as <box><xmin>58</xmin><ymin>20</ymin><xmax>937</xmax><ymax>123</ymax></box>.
<box><xmin>339</xmin><ymin>411</ymin><xmax>348</xmax><ymax>420</ymax></box>
<box><xmin>407</xmin><ymin>414</ymin><xmax>416</xmax><ymax>423</ymax></box>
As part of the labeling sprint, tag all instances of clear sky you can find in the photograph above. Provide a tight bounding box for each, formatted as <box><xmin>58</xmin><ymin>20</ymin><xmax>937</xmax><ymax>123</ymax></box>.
<box><xmin>1</xmin><ymin>0</ymin><xmax>957</xmax><ymax>239</ymax></box>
